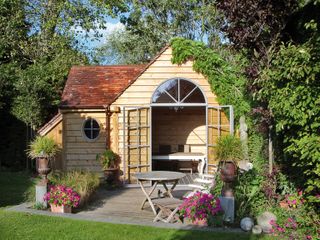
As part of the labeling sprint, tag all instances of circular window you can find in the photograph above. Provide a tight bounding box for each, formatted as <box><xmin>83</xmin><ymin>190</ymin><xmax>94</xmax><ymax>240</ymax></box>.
<box><xmin>83</xmin><ymin>118</ymin><xmax>100</xmax><ymax>141</ymax></box>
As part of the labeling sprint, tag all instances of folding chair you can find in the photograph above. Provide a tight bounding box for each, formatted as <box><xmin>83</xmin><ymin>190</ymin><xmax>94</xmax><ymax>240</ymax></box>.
<box><xmin>153</xmin><ymin>198</ymin><xmax>183</xmax><ymax>223</ymax></box>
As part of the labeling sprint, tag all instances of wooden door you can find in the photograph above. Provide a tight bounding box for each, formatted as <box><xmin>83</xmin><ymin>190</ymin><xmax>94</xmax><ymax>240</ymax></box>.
<box><xmin>207</xmin><ymin>106</ymin><xmax>234</xmax><ymax>172</ymax></box>
<box><xmin>123</xmin><ymin>107</ymin><xmax>151</xmax><ymax>183</ymax></box>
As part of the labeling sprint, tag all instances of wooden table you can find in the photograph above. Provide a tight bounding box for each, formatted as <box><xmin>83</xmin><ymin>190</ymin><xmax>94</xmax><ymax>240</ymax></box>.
<box><xmin>134</xmin><ymin>171</ymin><xmax>186</xmax><ymax>215</ymax></box>
<box><xmin>152</xmin><ymin>152</ymin><xmax>205</xmax><ymax>161</ymax></box>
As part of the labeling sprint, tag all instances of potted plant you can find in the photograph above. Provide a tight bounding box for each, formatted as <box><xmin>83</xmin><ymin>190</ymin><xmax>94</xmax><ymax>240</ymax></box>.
<box><xmin>44</xmin><ymin>185</ymin><xmax>80</xmax><ymax>213</ymax></box>
<box><xmin>216</xmin><ymin>135</ymin><xmax>243</xmax><ymax>185</ymax></box>
<box><xmin>27</xmin><ymin>136</ymin><xmax>59</xmax><ymax>183</ymax></box>
<box><xmin>179</xmin><ymin>192</ymin><xmax>223</xmax><ymax>226</ymax></box>
<box><xmin>96</xmin><ymin>149</ymin><xmax>120</xmax><ymax>184</ymax></box>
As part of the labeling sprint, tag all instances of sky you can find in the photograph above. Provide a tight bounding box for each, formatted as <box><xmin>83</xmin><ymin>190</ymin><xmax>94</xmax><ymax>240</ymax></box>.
<box><xmin>72</xmin><ymin>16</ymin><xmax>124</xmax><ymax>55</ymax></box>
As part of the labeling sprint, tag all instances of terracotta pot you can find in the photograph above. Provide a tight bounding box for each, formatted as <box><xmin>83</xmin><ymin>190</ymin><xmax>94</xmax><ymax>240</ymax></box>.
<box><xmin>104</xmin><ymin>168</ymin><xmax>119</xmax><ymax>184</ymax></box>
<box><xmin>220</xmin><ymin>161</ymin><xmax>237</xmax><ymax>183</ymax></box>
<box><xmin>50</xmin><ymin>204</ymin><xmax>72</xmax><ymax>213</ymax></box>
<box><xmin>192</xmin><ymin>218</ymin><xmax>208</xmax><ymax>226</ymax></box>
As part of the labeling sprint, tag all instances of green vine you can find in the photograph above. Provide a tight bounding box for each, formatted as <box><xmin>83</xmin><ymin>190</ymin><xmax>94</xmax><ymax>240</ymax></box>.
<box><xmin>170</xmin><ymin>37</ymin><xmax>250</xmax><ymax>122</ymax></box>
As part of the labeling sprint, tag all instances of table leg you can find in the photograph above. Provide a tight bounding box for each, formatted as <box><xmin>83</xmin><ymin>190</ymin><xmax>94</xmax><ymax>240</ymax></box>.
<box><xmin>139</xmin><ymin>180</ymin><xmax>158</xmax><ymax>215</ymax></box>
<box><xmin>161</xmin><ymin>180</ymin><xmax>179</xmax><ymax>198</ymax></box>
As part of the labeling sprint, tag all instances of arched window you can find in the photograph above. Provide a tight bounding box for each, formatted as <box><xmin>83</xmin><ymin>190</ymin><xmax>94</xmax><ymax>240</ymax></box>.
<box><xmin>82</xmin><ymin>118</ymin><xmax>100</xmax><ymax>141</ymax></box>
<box><xmin>151</xmin><ymin>78</ymin><xmax>206</xmax><ymax>104</ymax></box>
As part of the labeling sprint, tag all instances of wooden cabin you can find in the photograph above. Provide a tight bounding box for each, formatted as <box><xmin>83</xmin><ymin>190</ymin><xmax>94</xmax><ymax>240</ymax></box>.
<box><xmin>39</xmin><ymin>46</ymin><xmax>234</xmax><ymax>183</ymax></box>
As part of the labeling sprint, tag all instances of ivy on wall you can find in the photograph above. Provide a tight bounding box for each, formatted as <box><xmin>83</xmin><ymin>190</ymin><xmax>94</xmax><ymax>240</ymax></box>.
<box><xmin>170</xmin><ymin>37</ymin><xmax>250</xmax><ymax>122</ymax></box>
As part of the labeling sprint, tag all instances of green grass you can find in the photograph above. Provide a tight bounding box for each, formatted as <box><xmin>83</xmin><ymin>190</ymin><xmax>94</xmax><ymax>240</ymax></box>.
<box><xmin>0</xmin><ymin>171</ymin><xmax>35</xmax><ymax>207</ymax></box>
<box><xmin>0</xmin><ymin>171</ymin><xmax>273</xmax><ymax>240</ymax></box>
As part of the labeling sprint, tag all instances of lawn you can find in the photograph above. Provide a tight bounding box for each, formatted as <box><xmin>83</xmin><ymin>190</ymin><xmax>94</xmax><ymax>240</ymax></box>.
<box><xmin>0</xmin><ymin>171</ymin><xmax>273</xmax><ymax>240</ymax></box>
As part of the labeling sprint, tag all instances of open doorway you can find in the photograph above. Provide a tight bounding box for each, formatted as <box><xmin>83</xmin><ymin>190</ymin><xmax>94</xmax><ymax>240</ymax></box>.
<box><xmin>152</xmin><ymin>107</ymin><xmax>206</xmax><ymax>182</ymax></box>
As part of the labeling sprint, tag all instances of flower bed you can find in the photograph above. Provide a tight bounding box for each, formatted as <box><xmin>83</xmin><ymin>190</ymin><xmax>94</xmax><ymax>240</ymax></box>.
<box><xmin>179</xmin><ymin>192</ymin><xmax>223</xmax><ymax>225</ymax></box>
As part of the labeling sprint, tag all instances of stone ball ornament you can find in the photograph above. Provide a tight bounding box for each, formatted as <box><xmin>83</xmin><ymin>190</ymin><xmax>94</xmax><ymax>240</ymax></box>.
<box><xmin>252</xmin><ymin>225</ymin><xmax>263</xmax><ymax>234</ymax></box>
<box><xmin>257</xmin><ymin>212</ymin><xmax>277</xmax><ymax>233</ymax></box>
<box><xmin>240</xmin><ymin>217</ymin><xmax>254</xmax><ymax>231</ymax></box>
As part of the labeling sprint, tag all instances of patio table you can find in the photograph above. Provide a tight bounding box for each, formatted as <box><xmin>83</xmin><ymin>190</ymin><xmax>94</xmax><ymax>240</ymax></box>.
<box><xmin>134</xmin><ymin>171</ymin><xmax>186</xmax><ymax>215</ymax></box>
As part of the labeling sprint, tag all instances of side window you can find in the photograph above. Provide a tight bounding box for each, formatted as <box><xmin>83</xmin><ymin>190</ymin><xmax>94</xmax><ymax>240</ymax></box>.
<box><xmin>82</xmin><ymin>118</ymin><xmax>100</xmax><ymax>141</ymax></box>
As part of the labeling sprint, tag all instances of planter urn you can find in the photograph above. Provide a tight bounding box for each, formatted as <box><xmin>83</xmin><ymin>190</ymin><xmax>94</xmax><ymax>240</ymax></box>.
<box><xmin>104</xmin><ymin>168</ymin><xmax>119</xmax><ymax>184</ymax></box>
<box><xmin>37</xmin><ymin>157</ymin><xmax>51</xmax><ymax>184</ymax></box>
<box><xmin>220</xmin><ymin>161</ymin><xmax>237</xmax><ymax>183</ymax></box>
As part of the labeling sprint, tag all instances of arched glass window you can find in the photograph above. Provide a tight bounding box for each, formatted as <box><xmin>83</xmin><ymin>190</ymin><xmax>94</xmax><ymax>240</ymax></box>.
<box><xmin>82</xmin><ymin>118</ymin><xmax>100</xmax><ymax>140</ymax></box>
<box><xmin>151</xmin><ymin>78</ymin><xmax>206</xmax><ymax>104</ymax></box>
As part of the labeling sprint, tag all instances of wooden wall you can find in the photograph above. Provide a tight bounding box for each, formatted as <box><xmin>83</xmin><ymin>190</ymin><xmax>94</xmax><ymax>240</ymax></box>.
<box><xmin>43</xmin><ymin>121</ymin><xmax>63</xmax><ymax>170</ymax></box>
<box><xmin>62</xmin><ymin>110</ymin><xmax>107</xmax><ymax>173</ymax></box>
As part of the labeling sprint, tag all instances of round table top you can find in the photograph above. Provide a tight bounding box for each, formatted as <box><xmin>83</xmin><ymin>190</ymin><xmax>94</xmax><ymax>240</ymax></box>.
<box><xmin>134</xmin><ymin>171</ymin><xmax>186</xmax><ymax>181</ymax></box>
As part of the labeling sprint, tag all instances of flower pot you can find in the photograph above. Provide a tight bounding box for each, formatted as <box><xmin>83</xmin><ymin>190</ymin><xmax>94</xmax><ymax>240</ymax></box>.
<box><xmin>193</xmin><ymin>218</ymin><xmax>208</xmax><ymax>226</ymax></box>
<box><xmin>104</xmin><ymin>168</ymin><xmax>119</xmax><ymax>184</ymax></box>
<box><xmin>220</xmin><ymin>161</ymin><xmax>237</xmax><ymax>183</ymax></box>
<box><xmin>50</xmin><ymin>204</ymin><xmax>72</xmax><ymax>213</ymax></box>
<box><xmin>184</xmin><ymin>218</ymin><xmax>208</xmax><ymax>226</ymax></box>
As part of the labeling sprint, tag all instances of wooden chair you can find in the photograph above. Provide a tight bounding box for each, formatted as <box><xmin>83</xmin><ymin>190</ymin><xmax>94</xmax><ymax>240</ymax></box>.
<box><xmin>187</xmin><ymin>159</ymin><xmax>217</xmax><ymax>192</ymax></box>
<box><xmin>153</xmin><ymin>198</ymin><xmax>183</xmax><ymax>223</ymax></box>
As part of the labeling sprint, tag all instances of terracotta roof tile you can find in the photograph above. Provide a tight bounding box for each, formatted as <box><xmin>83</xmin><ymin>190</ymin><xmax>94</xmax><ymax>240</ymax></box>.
<box><xmin>60</xmin><ymin>65</ymin><xmax>146</xmax><ymax>108</ymax></box>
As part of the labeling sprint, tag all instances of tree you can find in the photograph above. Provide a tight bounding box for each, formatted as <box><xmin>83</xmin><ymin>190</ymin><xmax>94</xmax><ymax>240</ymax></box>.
<box><xmin>97</xmin><ymin>0</ymin><xmax>224</xmax><ymax>64</ymax></box>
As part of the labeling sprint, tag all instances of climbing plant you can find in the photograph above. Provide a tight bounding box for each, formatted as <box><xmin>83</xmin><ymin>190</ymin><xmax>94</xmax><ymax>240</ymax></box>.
<box><xmin>171</xmin><ymin>37</ymin><xmax>250</xmax><ymax>122</ymax></box>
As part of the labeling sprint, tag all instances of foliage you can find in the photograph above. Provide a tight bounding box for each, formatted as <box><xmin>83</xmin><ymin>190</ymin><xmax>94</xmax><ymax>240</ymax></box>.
<box><xmin>171</xmin><ymin>38</ymin><xmax>251</xmax><ymax>121</ymax></box>
<box><xmin>27</xmin><ymin>136</ymin><xmax>59</xmax><ymax>159</ymax></box>
<box><xmin>268</xmin><ymin>203</ymin><xmax>320</xmax><ymax>239</ymax></box>
<box><xmin>97</xmin><ymin>0</ymin><xmax>224</xmax><ymax>64</ymax></box>
<box><xmin>215</xmin><ymin>135</ymin><xmax>243</xmax><ymax>162</ymax></box>
<box><xmin>179</xmin><ymin>192</ymin><xmax>222</xmax><ymax>221</ymax></box>
<box><xmin>96</xmin><ymin>149</ymin><xmax>119</xmax><ymax>170</ymax></box>
<box><xmin>258</xmin><ymin>34</ymin><xmax>320</xmax><ymax>199</ymax></box>
<box><xmin>44</xmin><ymin>185</ymin><xmax>80</xmax><ymax>208</ymax></box>
<box><xmin>33</xmin><ymin>202</ymin><xmax>47</xmax><ymax>210</ymax></box>
<box><xmin>234</xmin><ymin>169</ymin><xmax>267</xmax><ymax>220</ymax></box>
<box><xmin>49</xmin><ymin>170</ymin><xmax>100</xmax><ymax>206</ymax></box>
<box><xmin>217</xmin><ymin>0</ymin><xmax>297</xmax><ymax>51</ymax></box>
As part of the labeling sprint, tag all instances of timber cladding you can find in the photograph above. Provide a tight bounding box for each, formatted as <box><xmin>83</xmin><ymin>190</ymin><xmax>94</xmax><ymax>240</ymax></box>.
<box><xmin>62</xmin><ymin>110</ymin><xmax>107</xmax><ymax>172</ymax></box>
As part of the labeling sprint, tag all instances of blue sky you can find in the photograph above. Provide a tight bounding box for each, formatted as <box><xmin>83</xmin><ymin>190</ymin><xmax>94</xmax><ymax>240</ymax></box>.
<box><xmin>73</xmin><ymin>16</ymin><xmax>124</xmax><ymax>53</ymax></box>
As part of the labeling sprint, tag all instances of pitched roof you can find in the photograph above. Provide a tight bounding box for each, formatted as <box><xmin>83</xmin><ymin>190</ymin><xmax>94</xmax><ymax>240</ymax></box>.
<box><xmin>60</xmin><ymin>65</ymin><xmax>147</xmax><ymax>108</ymax></box>
<box><xmin>38</xmin><ymin>113</ymin><xmax>62</xmax><ymax>136</ymax></box>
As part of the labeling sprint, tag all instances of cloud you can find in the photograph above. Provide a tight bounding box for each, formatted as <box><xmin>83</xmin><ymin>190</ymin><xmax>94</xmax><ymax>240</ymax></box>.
<box><xmin>71</xmin><ymin>21</ymin><xmax>125</xmax><ymax>49</ymax></box>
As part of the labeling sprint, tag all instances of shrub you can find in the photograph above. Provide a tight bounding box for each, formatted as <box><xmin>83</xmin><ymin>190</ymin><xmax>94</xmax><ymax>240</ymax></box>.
<box><xmin>27</xmin><ymin>136</ymin><xmax>59</xmax><ymax>159</ymax></box>
<box><xmin>215</xmin><ymin>135</ymin><xmax>244</xmax><ymax>162</ymax></box>
<box><xmin>49</xmin><ymin>170</ymin><xmax>100</xmax><ymax>206</ymax></box>
<box><xmin>44</xmin><ymin>185</ymin><xmax>80</xmax><ymax>208</ymax></box>
<box><xmin>179</xmin><ymin>192</ymin><xmax>222</xmax><ymax>222</ymax></box>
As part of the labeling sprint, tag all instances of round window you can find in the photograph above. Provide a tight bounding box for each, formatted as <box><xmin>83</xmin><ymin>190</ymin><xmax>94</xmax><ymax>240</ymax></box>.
<box><xmin>83</xmin><ymin>118</ymin><xmax>100</xmax><ymax>140</ymax></box>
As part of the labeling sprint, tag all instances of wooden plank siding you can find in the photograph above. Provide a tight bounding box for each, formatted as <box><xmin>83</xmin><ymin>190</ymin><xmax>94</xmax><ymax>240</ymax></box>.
<box><xmin>62</xmin><ymin>111</ymin><xmax>107</xmax><ymax>173</ymax></box>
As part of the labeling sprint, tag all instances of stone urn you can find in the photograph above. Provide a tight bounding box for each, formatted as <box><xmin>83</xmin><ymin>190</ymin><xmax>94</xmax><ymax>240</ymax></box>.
<box><xmin>220</xmin><ymin>161</ymin><xmax>237</xmax><ymax>183</ymax></box>
<box><xmin>104</xmin><ymin>167</ymin><xmax>119</xmax><ymax>184</ymax></box>
<box><xmin>37</xmin><ymin>157</ymin><xmax>51</xmax><ymax>184</ymax></box>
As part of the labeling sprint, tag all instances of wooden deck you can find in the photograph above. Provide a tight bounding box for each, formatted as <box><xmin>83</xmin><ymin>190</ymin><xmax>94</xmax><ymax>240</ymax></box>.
<box><xmin>77</xmin><ymin>185</ymin><xmax>192</xmax><ymax>224</ymax></box>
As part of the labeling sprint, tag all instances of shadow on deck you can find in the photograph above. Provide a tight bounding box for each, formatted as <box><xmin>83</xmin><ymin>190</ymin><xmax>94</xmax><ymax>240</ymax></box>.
<box><xmin>77</xmin><ymin>185</ymin><xmax>191</xmax><ymax>225</ymax></box>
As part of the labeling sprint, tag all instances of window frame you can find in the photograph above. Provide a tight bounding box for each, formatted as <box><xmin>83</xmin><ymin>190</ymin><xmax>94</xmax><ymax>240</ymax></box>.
<box><xmin>82</xmin><ymin>118</ymin><xmax>101</xmax><ymax>142</ymax></box>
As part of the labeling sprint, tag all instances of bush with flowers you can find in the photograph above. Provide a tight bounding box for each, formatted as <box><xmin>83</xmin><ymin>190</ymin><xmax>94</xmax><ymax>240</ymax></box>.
<box><xmin>267</xmin><ymin>190</ymin><xmax>320</xmax><ymax>240</ymax></box>
<box><xmin>179</xmin><ymin>192</ymin><xmax>223</xmax><ymax>224</ymax></box>
<box><xmin>44</xmin><ymin>185</ymin><xmax>80</xmax><ymax>208</ymax></box>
